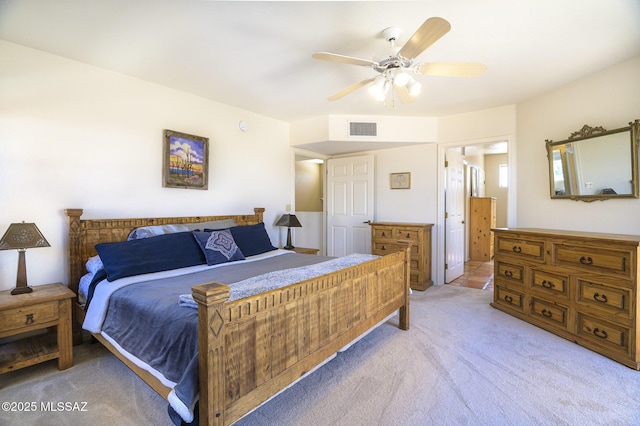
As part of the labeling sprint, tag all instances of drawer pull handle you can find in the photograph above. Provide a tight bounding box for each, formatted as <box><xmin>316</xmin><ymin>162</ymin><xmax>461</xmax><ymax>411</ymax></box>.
<box><xmin>504</xmin><ymin>270</ymin><xmax>513</xmax><ymax>277</ymax></box>
<box><xmin>541</xmin><ymin>309</ymin><xmax>552</xmax><ymax>318</ymax></box>
<box><xmin>512</xmin><ymin>246</ymin><xmax>522</xmax><ymax>253</ymax></box>
<box><xmin>593</xmin><ymin>293</ymin><xmax>608</xmax><ymax>303</ymax></box>
<box><xmin>541</xmin><ymin>280</ymin><xmax>555</xmax><ymax>289</ymax></box>
<box><xmin>504</xmin><ymin>295</ymin><xmax>513</xmax><ymax>303</ymax></box>
<box><xmin>405</xmin><ymin>233</ymin><xmax>411</xmax><ymax>238</ymax></box>
<box><xmin>381</xmin><ymin>245</ymin><xmax>386</xmax><ymax>251</ymax></box>
<box><xmin>381</xmin><ymin>232</ymin><xmax>386</xmax><ymax>237</ymax></box>
<box><xmin>593</xmin><ymin>328</ymin><xmax>608</xmax><ymax>339</ymax></box>
<box><xmin>579</xmin><ymin>256</ymin><xmax>593</xmax><ymax>265</ymax></box>
<box><xmin>25</xmin><ymin>313</ymin><xmax>35</xmax><ymax>325</ymax></box>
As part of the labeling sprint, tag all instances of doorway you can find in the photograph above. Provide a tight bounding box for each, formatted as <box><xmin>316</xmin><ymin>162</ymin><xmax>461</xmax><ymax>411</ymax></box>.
<box><xmin>293</xmin><ymin>151</ymin><xmax>326</xmax><ymax>254</ymax></box>
<box><xmin>437</xmin><ymin>138</ymin><xmax>515</xmax><ymax>286</ymax></box>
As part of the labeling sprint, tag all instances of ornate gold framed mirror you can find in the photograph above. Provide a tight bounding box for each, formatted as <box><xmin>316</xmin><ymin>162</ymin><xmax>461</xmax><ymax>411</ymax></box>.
<box><xmin>546</xmin><ymin>119</ymin><xmax>640</xmax><ymax>202</ymax></box>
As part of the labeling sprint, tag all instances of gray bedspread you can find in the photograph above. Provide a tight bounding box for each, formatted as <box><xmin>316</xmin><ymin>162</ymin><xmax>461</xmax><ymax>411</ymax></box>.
<box><xmin>100</xmin><ymin>253</ymin><xmax>338</xmax><ymax>424</ymax></box>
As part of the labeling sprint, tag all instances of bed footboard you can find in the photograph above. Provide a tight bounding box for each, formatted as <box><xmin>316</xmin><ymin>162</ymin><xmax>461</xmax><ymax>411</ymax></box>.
<box><xmin>192</xmin><ymin>244</ymin><xmax>411</xmax><ymax>425</ymax></box>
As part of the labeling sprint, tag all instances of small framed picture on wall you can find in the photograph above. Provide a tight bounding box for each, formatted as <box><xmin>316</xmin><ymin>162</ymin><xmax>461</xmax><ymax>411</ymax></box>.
<box><xmin>390</xmin><ymin>172</ymin><xmax>411</xmax><ymax>189</ymax></box>
<box><xmin>162</xmin><ymin>129</ymin><xmax>209</xmax><ymax>190</ymax></box>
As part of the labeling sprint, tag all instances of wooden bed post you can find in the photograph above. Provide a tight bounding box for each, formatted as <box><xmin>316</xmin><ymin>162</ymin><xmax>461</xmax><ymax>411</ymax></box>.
<box><xmin>398</xmin><ymin>241</ymin><xmax>412</xmax><ymax>331</ymax></box>
<box><xmin>253</xmin><ymin>207</ymin><xmax>265</xmax><ymax>224</ymax></box>
<box><xmin>192</xmin><ymin>282</ymin><xmax>231</xmax><ymax>426</ymax></box>
<box><xmin>65</xmin><ymin>208</ymin><xmax>85</xmax><ymax>345</ymax></box>
<box><xmin>65</xmin><ymin>208</ymin><xmax>84</xmax><ymax>295</ymax></box>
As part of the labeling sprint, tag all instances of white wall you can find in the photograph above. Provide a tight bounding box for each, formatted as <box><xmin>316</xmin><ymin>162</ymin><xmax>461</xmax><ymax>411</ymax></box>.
<box><xmin>370</xmin><ymin>144</ymin><xmax>439</xmax><ymax>224</ymax></box>
<box><xmin>0</xmin><ymin>41</ymin><xmax>293</xmax><ymax>291</ymax></box>
<box><xmin>516</xmin><ymin>55</ymin><xmax>640</xmax><ymax>234</ymax></box>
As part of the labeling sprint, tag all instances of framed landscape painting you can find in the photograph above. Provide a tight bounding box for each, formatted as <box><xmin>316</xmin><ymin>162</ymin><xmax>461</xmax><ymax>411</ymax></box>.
<box><xmin>162</xmin><ymin>129</ymin><xmax>209</xmax><ymax>190</ymax></box>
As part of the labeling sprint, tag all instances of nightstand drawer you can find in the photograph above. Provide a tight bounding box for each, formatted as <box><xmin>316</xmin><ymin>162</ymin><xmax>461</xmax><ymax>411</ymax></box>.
<box><xmin>0</xmin><ymin>301</ymin><xmax>58</xmax><ymax>334</ymax></box>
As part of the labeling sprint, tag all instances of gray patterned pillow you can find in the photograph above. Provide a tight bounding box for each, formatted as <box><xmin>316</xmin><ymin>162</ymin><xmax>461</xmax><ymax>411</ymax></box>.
<box><xmin>192</xmin><ymin>230</ymin><xmax>245</xmax><ymax>265</ymax></box>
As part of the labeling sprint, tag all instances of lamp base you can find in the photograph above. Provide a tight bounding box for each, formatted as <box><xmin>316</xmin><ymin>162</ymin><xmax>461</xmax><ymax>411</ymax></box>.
<box><xmin>283</xmin><ymin>228</ymin><xmax>295</xmax><ymax>250</ymax></box>
<box><xmin>11</xmin><ymin>285</ymin><xmax>33</xmax><ymax>295</ymax></box>
<box><xmin>11</xmin><ymin>249</ymin><xmax>32</xmax><ymax>295</ymax></box>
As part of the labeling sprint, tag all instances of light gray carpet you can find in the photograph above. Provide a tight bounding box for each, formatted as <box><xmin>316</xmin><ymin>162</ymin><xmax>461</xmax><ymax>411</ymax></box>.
<box><xmin>2</xmin><ymin>285</ymin><xmax>639</xmax><ymax>425</ymax></box>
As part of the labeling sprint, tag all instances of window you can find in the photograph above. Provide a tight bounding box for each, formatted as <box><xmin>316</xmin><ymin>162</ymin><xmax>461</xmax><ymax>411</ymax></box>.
<box><xmin>499</xmin><ymin>164</ymin><xmax>508</xmax><ymax>188</ymax></box>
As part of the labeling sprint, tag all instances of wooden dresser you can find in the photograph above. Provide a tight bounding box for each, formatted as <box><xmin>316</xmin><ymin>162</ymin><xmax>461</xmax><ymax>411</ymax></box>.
<box><xmin>370</xmin><ymin>222</ymin><xmax>433</xmax><ymax>290</ymax></box>
<box><xmin>491</xmin><ymin>228</ymin><xmax>640</xmax><ymax>369</ymax></box>
<box><xmin>469</xmin><ymin>197</ymin><xmax>496</xmax><ymax>261</ymax></box>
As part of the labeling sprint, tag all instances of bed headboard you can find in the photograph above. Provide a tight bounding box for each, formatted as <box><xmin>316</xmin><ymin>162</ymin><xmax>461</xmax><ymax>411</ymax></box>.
<box><xmin>64</xmin><ymin>207</ymin><xmax>265</xmax><ymax>295</ymax></box>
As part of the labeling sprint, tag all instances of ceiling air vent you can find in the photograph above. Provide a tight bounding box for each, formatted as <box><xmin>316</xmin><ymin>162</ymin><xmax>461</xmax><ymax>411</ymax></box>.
<box><xmin>349</xmin><ymin>122</ymin><xmax>377</xmax><ymax>137</ymax></box>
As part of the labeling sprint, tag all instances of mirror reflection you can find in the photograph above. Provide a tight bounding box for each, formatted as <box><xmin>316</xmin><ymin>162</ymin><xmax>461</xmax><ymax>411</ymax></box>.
<box><xmin>546</xmin><ymin>120</ymin><xmax>639</xmax><ymax>201</ymax></box>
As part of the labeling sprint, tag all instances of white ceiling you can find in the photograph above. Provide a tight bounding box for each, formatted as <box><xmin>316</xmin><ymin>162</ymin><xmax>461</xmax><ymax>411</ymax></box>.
<box><xmin>1</xmin><ymin>0</ymin><xmax>639</xmax><ymax>127</ymax></box>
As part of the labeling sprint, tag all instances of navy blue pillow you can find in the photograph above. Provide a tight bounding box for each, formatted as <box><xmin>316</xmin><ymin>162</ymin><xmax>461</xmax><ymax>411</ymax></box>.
<box><xmin>228</xmin><ymin>222</ymin><xmax>277</xmax><ymax>257</ymax></box>
<box><xmin>192</xmin><ymin>230</ymin><xmax>245</xmax><ymax>265</ymax></box>
<box><xmin>95</xmin><ymin>231</ymin><xmax>206</xmax><ymax>281</ymax></box>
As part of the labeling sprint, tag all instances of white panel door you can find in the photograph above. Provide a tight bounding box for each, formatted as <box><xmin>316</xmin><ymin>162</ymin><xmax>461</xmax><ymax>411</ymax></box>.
<box><xmin>327</xmin><ymin>155</ymin><xmax>374</xmax><ymax>256</ymax></box>
<box><xmin>445</xmin><ymin>149</ymin><xmax>465</xmax><ymax>283</ymax></box>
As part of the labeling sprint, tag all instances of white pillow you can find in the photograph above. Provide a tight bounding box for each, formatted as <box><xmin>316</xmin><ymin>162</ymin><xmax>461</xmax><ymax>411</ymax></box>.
<box><xmin>127</xmin><ymin>224</ymin><xmax>191</xmax><ymax>240</ymax></box>
<box><xmin>127</xmin><ymin>219</ymin><xmax>238</xmax><ymax>240</ymax></box>
<box><xmin>85</xmin><ymin>255</ymin><xmax>104</xmax><ymax>273</ymax></box>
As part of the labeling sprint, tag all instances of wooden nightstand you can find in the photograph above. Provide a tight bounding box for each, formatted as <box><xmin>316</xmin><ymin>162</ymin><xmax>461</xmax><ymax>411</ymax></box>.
<box><xmin>0</xmin><ymin>283</ymin><xmax>75</xmax><ymax>374</ymax></box>
<box><xmin>290</xmin><ymin>247</ymin><xmax>319</xmax><ymax>255</ymax></box>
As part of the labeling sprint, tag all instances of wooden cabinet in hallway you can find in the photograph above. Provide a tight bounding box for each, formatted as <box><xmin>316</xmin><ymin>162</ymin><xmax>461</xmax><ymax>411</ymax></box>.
<box><xmin>469</xmin><ymin>197</ymin><xmax>496</xmax><ymax>261</ymax></box>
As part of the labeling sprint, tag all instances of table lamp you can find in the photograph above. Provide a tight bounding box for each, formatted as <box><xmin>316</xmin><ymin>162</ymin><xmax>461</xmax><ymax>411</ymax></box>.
<box><xmin>275</xmin><ymin>214</ymin><xmax>302</xmax><ymax>250</ymax></box>
<box><xmin>0</xmin><ymin>221</ymin><xmax>50</xmax><ymax>295</ymax></box>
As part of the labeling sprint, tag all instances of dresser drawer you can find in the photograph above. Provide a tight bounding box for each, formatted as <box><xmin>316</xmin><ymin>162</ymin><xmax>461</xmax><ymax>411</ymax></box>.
<box><xmin>530</xmin><ymin>268</ymin><xmax>569</xmax><ymax>299</ymax></box>
<box><xmin>495</xmin><ymin>261</ymin><xmax>524</xmax><ymax>285</ymax></box>
<box><xmin>372</xmin><ymin>241</ymin><xmax>420</xmax><ymax>258</ymax></box>
<box><xmin>576</xmin><ymin>278</ymin><xmax>631</xmax><ymax>318</ymax></box>
<box><xmin>495</xmin><ymin>236</ymin><xmax>545</xmax><ymax>263</ymax></box>
<box><xmin>554</xmin><ymin>244</ymin><xmax>633</xmax><ymax>279</ymax></box>
<box><xmin>371</xmin><ymin>226</ymin><xmax>394</xmax><ymax>240</ymax></box>
<box><xmin>0</xmin><ymin>301</ymin><xmax>58</xmax><ymax>334</ymax></box>
<box><xmin>494</xmin><ymin>286</ymin><xmax>525</xmax><ymax>313</ymax></box>
<box><xmin>530</xmin><ymin>297</ymin><xmax>568</xmax><ymax>330</ymax></box>
<box><xmin>372</xmin><ymin>226</ymin><xmax>421</xmax><ymax>243</ymax></box>
<box><xmin>577</xmin><ymin>313</ymin><xmax>630</xmax><ymax>354</ymax></box>
<box><xmin>393</xmin><ymin>228</ymin><xmax>420</xmax><ymax>241</ymax></box>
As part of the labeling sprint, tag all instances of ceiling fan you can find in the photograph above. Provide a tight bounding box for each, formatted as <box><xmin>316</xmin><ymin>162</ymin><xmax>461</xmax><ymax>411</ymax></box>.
<box><xmin>312</xmin><ymin>17</ymin><xmax>486</xmax><ymax>104</ymax></box>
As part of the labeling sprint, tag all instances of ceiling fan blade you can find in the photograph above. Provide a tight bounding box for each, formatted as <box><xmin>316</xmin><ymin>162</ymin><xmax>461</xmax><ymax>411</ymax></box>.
<box><xmin>418</xmin><ymin>62</ymin><xmax>487</xmax><ymax>77</ymax></box>
<box><xmin>313</xmin><ymin>52</ymin><xmax>378</xmax><ymax>67</ymax></box>
<box><xmin>398</xmin><ymin>17</ymin><xmax>451</xmax><ymax>60</ymax></box>
<box><xmin>328</xmin><ymin>78</ymin><xmax>376</xmax><ymax>101</ymax></box>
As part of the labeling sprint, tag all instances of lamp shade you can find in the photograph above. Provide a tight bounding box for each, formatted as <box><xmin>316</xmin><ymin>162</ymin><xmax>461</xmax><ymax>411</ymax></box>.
<box><xmin>1</xmin><ymin>222</ymin><xmax>50</xmax><ymax>295</ymax></box>
<box><xmin>275</xmin><ymin>214</ymin><xmax>302</xmax><ymax>250</ymax></box>
<box><xmin>0</xmin><ymin>222</ymin><xmax>50</xmax><ymax>250</ymax></box>
<box><xmin>275</xmin><ymin>214</ymin><xmax>302</xmax><ymax>228</ymax></box>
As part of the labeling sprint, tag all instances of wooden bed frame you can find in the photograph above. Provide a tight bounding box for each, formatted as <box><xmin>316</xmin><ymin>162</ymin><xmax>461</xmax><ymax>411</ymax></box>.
<box><xmin>65</xmin><ymin>207</ymin><xmax>411</xmax><ymax>425</ymax></box>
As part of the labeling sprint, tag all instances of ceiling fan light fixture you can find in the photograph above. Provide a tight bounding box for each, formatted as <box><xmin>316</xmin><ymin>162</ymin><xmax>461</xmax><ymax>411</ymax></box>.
<box><xmin>407</xmin><ymin>79</ymin><xmax>422</xmax><ymax>97</ymax></box>
<box><xmin>368</xmin><ymin>75</ymin><xmax>388</xmax><ymax>101</ymax></box>
<box><xmin>394</xmin><ymin>69</ymin><xmax>410</xmax><ymax>87</ymax></box>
